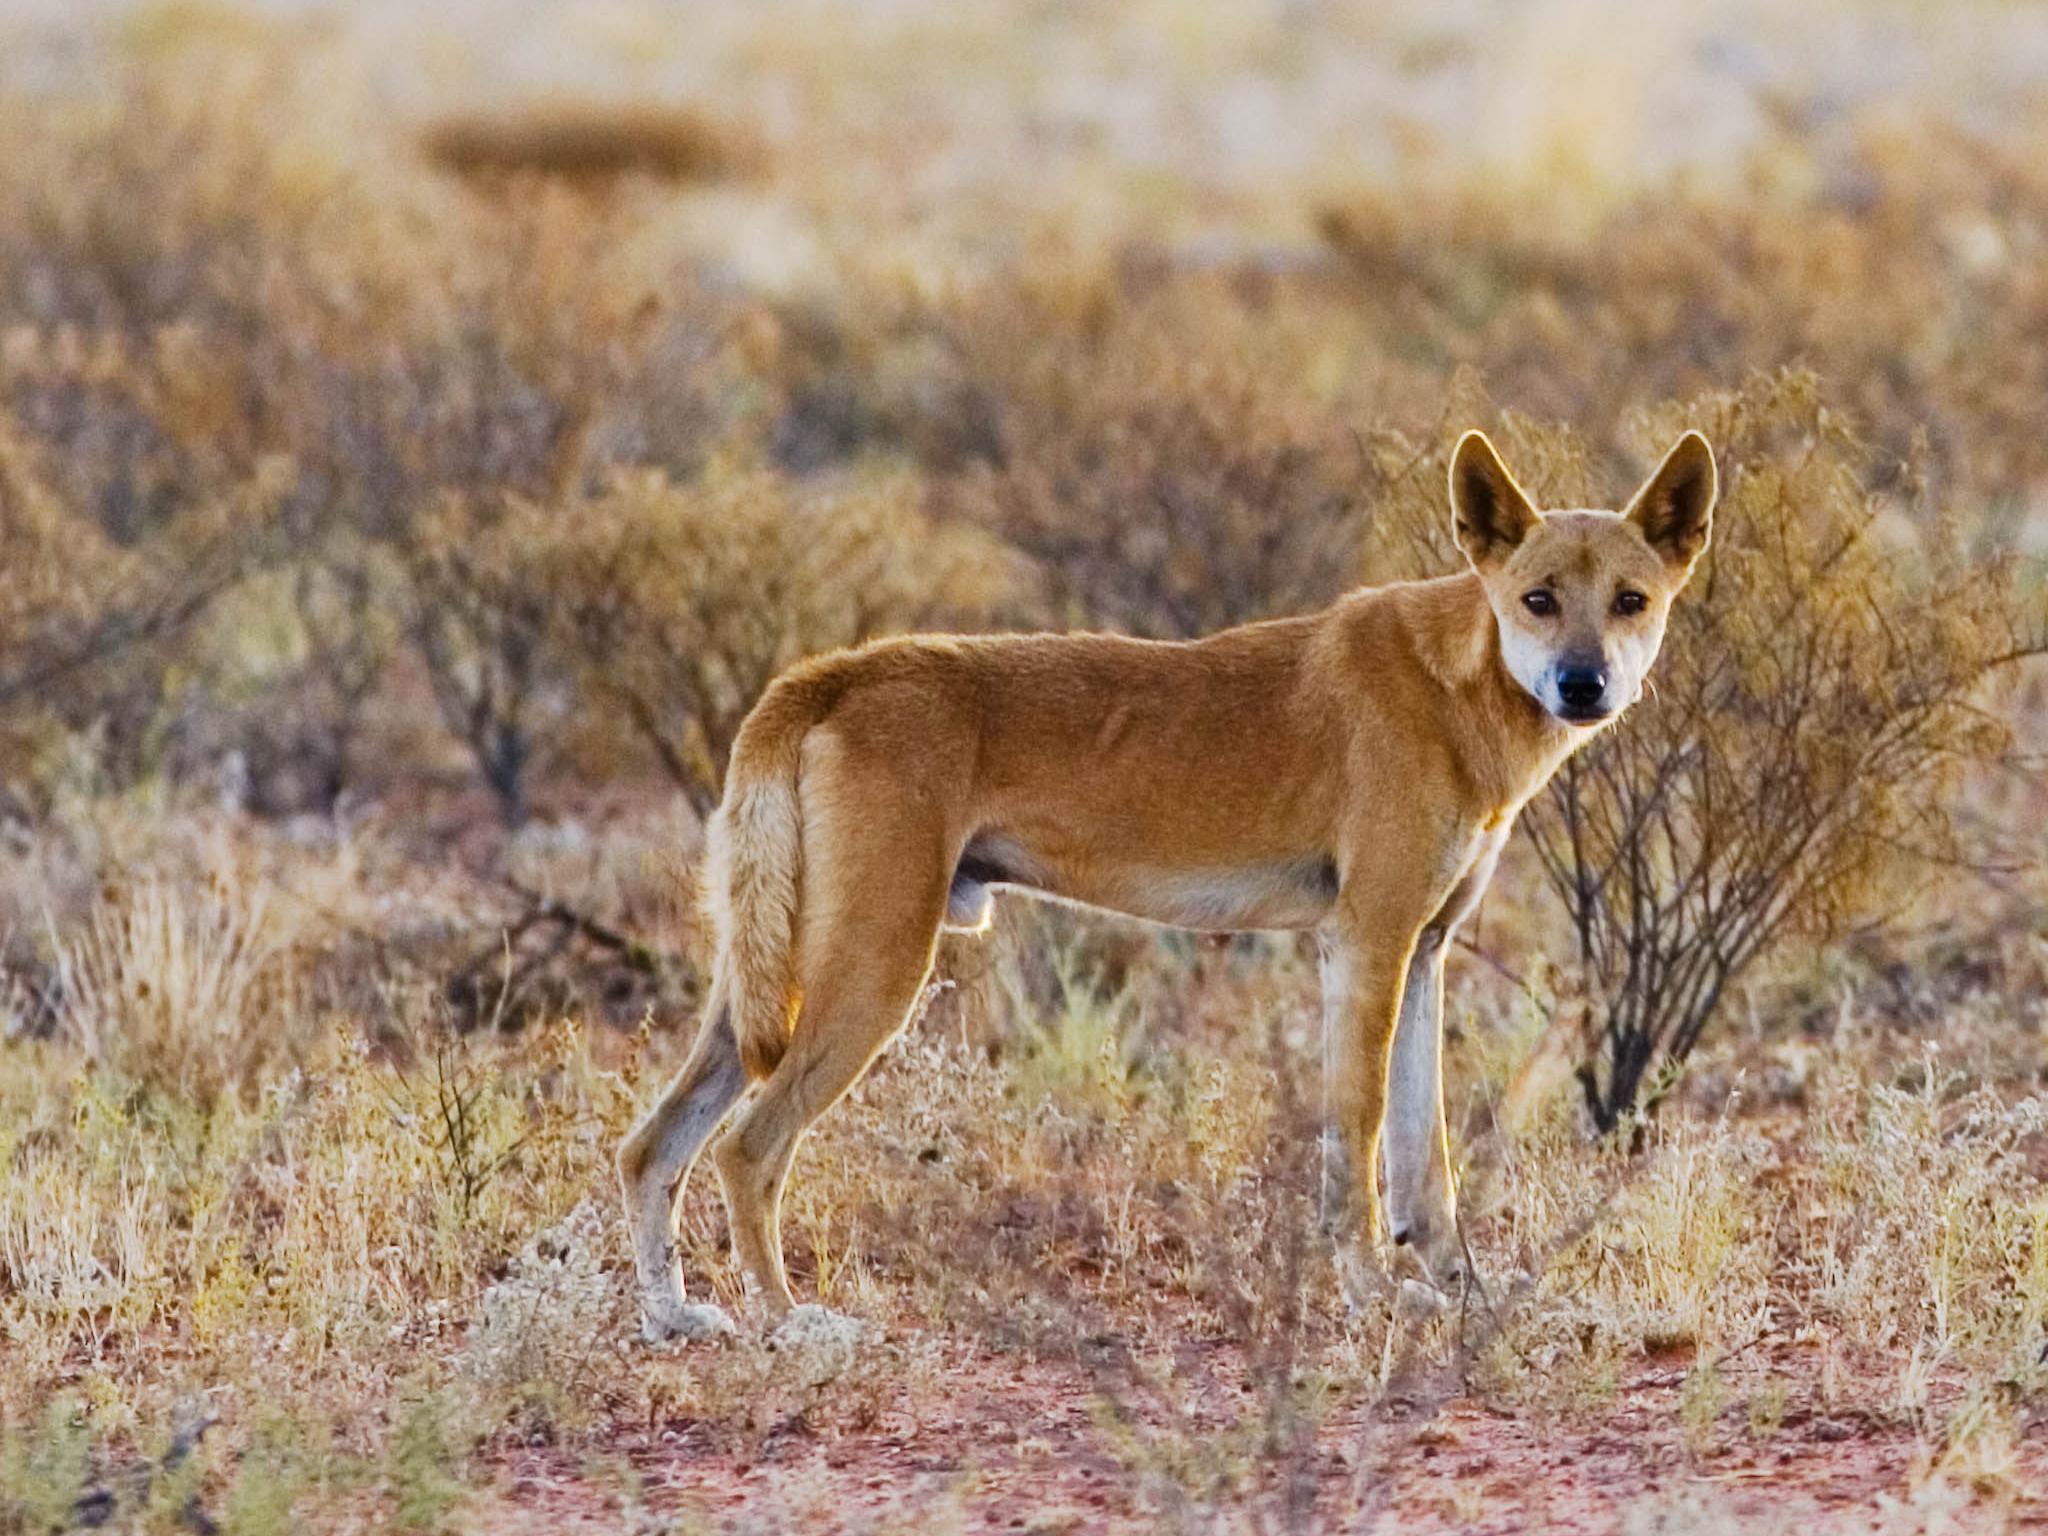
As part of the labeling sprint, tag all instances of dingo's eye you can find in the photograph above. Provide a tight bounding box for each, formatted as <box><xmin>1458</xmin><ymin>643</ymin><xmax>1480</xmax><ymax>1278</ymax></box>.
<box><xmin>1522</xmin><ymin>590</ymin><xmax>1558</xmax><ymax>616</ymax></box>
<box><xmin>1613</xmin><ymin>589</ymin><xmax>1648</xmax><ymax>616</ymax></box>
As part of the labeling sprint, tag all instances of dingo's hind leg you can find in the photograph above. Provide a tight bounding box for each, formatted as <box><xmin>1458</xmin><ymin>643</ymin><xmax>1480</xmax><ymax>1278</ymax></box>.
<box><xmin>618</xmin><ymin>996</ymin><xmax>749</xmax><ymax>1340</ymax></box>
<box><xmin>712</xmin><ymin>794</ymin><xmax>949</xmax><ymax>1336</ymax></box>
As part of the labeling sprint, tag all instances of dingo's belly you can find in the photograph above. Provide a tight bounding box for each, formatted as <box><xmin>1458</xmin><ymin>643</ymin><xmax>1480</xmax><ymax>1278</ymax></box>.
<box><xmin>950</xmin><ymin>832</ymin><xmax>1338</xmax><ymax>933</ymax></box>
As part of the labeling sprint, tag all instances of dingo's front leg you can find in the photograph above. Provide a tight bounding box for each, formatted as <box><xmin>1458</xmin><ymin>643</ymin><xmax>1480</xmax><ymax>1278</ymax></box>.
<box><xmin>1382</xmin><ymin>932</ymin><xmax>1461</xmax><ymax>1286</ymax></box>
<box><xmin>1319</xmin><ymin>826</ymin><xmax>1474</xmax><ymax>1315</ymax></box>
<box><xmin>1318</xmin><ymin>924</ymin><xmax>1420</xmax><ymax>1315</ymax></box>
<box><xmin>1381</xmin><ymin>828</ymin><xmax>1504</xmax><ymax>1290</ymax></box>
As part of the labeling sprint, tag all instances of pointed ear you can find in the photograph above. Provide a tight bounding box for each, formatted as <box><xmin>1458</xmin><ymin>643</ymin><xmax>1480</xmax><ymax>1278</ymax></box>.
<box><xmin>1448</xmin><ymin>430</ymin><xmax>1540</xmax><ymax>568</ymax></box>
<box><xmin>1624</xmin><ymin>431</ymin><xmax>1717</xmax><ymax>570</ymax></box>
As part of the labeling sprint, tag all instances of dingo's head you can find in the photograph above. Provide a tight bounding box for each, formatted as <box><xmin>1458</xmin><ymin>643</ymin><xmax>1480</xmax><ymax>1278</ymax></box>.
<box><xmin>1450</xmin><ymin>430</ymin><xmax>1716</xmax><ymax>727</ymax></box>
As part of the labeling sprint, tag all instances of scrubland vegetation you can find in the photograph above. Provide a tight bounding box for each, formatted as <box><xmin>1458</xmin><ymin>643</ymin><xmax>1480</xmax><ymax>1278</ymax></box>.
<box><xmin>1</xmin><ymin>2</ymin><xmax>2046</xmax><ymax>1530</ymax></box>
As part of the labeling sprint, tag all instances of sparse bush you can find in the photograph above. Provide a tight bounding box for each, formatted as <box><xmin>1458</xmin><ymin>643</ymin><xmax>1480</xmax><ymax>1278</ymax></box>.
<box><xmin>1811</xmin><ymin>1048</ymin><xmax>2048</xmax><ymax>1360</ymax></box>
<box><xmin>0</xmin><ymin>400</ymin><xmax>262</xmax><ymax>799</ymax></box>
<box><xmin>396</xmin><ymin>495</ymin><xmax>561</xmax><ymax>827</ymax></box>
<box><xmin>219</xmin><ymin>544</ymin><xmax>400</xmax><ymax>818</ymax></box>
<box><xmin>1317</xmin><ymin>123</ymin><xmax>2048</xmax><ymax>517</ymax></box>
<box><xmin>544</xmin><ymin>463</ymin><xmax>1020</xmax><ymax>813</ymax></box>
<box><xmin>420</xmin><ymin>100</ymin><xmax>760</xmax><ymax>189</ymax></box>
<box><xmin>924</xmin><ymin>274</ymin><xmax>1379</xmax><ymax>636</ymax></box>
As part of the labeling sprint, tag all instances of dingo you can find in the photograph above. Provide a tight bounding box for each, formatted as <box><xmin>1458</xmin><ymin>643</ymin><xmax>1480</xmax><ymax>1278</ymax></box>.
<box><xmin>619</xmin><ymin>429</ymin><xmax>1716</xmax><ymax>1341</ymax></box>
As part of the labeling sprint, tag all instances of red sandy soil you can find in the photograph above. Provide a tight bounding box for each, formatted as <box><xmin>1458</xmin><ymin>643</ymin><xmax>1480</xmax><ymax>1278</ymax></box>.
<box><xmin>475</xmin><ymin>1332</ymin><xmax>2048</xmax><ymax>1533</ymax></box>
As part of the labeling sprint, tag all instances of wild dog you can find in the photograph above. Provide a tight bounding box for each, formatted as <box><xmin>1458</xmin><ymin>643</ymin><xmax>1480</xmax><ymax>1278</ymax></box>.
<box><xmin>618</xmin><ymin>429</ymin><xmax>1717</xmax><ymax>1341</ymax></box>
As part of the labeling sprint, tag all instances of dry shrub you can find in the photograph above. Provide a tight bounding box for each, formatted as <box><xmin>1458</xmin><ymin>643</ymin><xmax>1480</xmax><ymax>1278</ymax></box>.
<box><xmin>197</xmin><ymin>547</ymin><xmax>400</xmax><ymax>818</ymax></box>
<box><xmin>420</xmin><ymin>100</ymin><xmax>760</xmax><ymax>188</ymax></box>
<box><xmin>269</xmin><ymin>188</ymin><xmax>756</xmax><ymax>821</ymax></box>
<box><xmin>1478</xmin><ymin>1038</ymin><xmax>2048</xmax><ymax>1456</ymax></box>
<box><xmin>0</xmin><ymin>59</ymin><xmax>337</xmax><ymax>341</ymax></box>
<box><xmin>0</xmin><ymin>400</ymin><xmax>259</xmax><ymax>798</ymax></box>
<box><xmin>902</xmin><ymin>270</ymin><xmax>1379</xmax><ymax>636</ymax></box>
<box><xmin>1484</xmin><ymin>1107</ymin><xmax>1778</xmax><ymax>1389</ymax></box>
<box><xmin>0</xmin><ymin>66</ymin><xmax>338</xmax><ymax>797</ymax></box>
<box><xmin>6</xmin><ymin>50</ymin><xmax>2046</xmax><ymax>851</ymax></box>
<box><xmin>0</xmin><ymin>73</ymin><xmax>765</xmax><ymax>819</ymax></box>
<box><xmin>1317</xmin><ymin>121</ymin><xmax>2048</xmax><ymax>514</ymax></box>
<box><xmin>543</xmin><ymin>463</ymin><xmax>1022</xmax><ymax>813</ymax></box>
<box><xmin>459</xmin><ymin>1200</ymin><xmax>627</xmax><ymax>1417</ymax></box>
<box><xmin>1810</xmin><ymin>1048</ymin><xmax>2048</xmax><ymax>1363</ymax></box>
<box><xmin>397</xmin><ymin>494</ymin><xmax>561</xmax><ymax>827</ymax></box>
<box><xmin>0</xmin><ymin>971</ymin><xmax>630</xmax><ymax>1434</ymax></box>
<box><xmin>0</xmin><ymin>411</ymin><xmax>103</xmax><ymax>705</ymax></box>
<box><xmin>1535</xmin><ymin>376</ymin><xmax>2034</xmax><ymax>1129</ymax></box>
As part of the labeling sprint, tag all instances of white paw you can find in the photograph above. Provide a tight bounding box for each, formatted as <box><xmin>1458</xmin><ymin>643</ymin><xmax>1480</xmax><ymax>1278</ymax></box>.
<box><xmin>768</xmin><ymin>1304</ymin><xmax>866</xmax><ymax>1383</ymax></box>
<box><xmin>640</xmin><ymin>1295</ymin><xmax>737</xmax><ymax>1343</ymax></box>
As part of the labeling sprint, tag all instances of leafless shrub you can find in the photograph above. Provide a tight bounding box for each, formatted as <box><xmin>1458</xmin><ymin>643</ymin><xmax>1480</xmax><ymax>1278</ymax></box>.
<box><xmin>309</xmin><ymin>190</ymin><xmax>716</xmax><ymax>823</ymax></box>
<box><xmin>397</xmin><ymin>494</ymin><xmax>560</xmax><ymax>827</ymax></box>
<box><xmin>0</xmin><ymin>63</ymin><xmax>333</xmax><ymax>341</ymax></box>
<box><xmin>442</xmin><ymin>880</ymin><xmax>686</xmax><ymax>1030</ymax></box>
<box><xmin>258</xmin><ymin>546</ymin><xmax>398</xmax><ymax>817</ymax></box>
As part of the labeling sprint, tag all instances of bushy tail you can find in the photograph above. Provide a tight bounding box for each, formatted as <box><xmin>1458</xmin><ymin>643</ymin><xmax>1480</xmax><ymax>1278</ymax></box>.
<box><xmin>706</xmin><ymin>679</ymin><xmax>827</xmax><ymax>1080</ymax></box>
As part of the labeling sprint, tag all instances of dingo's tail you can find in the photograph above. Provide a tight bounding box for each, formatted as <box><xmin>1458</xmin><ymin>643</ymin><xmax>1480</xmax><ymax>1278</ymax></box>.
<box><xmin>704</xmin><ymin>678</ymin><xmax>830</xmax><ymax>1080</ymax></box>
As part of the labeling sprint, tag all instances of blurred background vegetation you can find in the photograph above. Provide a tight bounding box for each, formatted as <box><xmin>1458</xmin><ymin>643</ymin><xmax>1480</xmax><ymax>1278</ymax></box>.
<box><xmin>0</xmin><ymin>0</ymin><xmax>2039</xmax><ymax>1102</ymax></box>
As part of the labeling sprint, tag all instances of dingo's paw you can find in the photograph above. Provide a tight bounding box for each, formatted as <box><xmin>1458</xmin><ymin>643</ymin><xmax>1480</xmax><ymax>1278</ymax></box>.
<box><xmin>1388</xmin><ymin>1195</ymin><xmax>1465</xmax><ymax>1288</ymax></box>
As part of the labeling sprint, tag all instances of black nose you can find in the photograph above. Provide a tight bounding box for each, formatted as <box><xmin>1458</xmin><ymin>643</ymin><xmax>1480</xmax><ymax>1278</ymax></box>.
<box><xmin>1557</xmin><ymin>667</ymin><xmax>1608</xmax><ymax>712</ymax></box>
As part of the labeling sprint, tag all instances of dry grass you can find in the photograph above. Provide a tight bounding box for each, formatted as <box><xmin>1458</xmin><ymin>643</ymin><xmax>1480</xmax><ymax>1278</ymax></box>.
<box><xmin>0</xmin><ymin>1</ymin><xmax>2045</xmax><ymax>1531</ymax></box>
<box><xmin>2</xmin><ymin>824</ymin><xmax>2044</xmax><ymax>1530</ymax></box>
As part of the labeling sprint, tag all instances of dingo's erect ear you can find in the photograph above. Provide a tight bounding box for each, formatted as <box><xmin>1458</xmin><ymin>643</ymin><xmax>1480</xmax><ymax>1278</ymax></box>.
<box><xmin>1624</xmin><ymin>431</ymin><xmax>1717</xmax><ymax>571</ymax></box>
<box><xmin>1449</xmin><ymin>430</ymin><xmax>1541</xmax><ymax>568</ymax></box>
